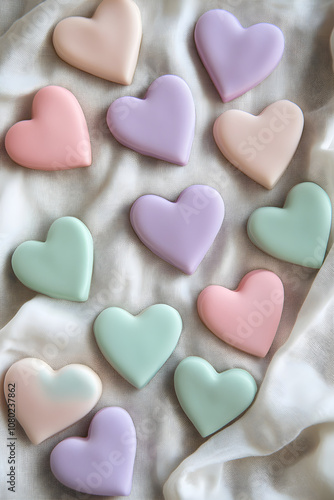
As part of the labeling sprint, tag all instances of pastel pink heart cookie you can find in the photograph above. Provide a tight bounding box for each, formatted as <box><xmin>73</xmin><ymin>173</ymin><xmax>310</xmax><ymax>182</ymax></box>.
<box><xmin>213</xmin><ymin>100</ymin><xmax>304</xmax><ymax>189</ymax></box>
<box><xmin>4</xmin><ymin>358</ymin><xmax>102</xmax><ymax>444</ymax></box>
<box><xmin>107</xmin><ymin>75</ymin><xmax>195</xmax><ymax>165</ymax></box>
<box><xmin>50</xmin><ymin>407</ymin><xmax>136</xmax><ymax>496</ymax></box>
<box><xmin>53</xmin><ymin>0</ymin><xmax>142</xmax><ymax>85</ymax></box>
<box><xmin>5</xmin><ymin>86</ymin><xmax>91</xmax><ymax>170</ymax></box>
<box><xmin>195</xmin><ymin>10</ymin><xmax>284</xmax><ymax>102</ymax></box>
<box><xmin>197</xmin><ymin>270</ymin><xmax>284</xmax><ymax>357</ymax></box>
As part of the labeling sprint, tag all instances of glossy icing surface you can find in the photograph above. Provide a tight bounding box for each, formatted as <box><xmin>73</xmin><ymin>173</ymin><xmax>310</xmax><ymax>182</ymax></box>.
<box><xmin>53</xmin><ymin>0</ymin><xmax>142</xmax><ymax>84</ymax></box>
<box><xmin>107</xmin><ymin>74</ymin><xmax>195</xmax><ymax>165</ymax></box>
<box><xmin>12</xmin><ymin>217</ymin><xmax>94</xmax><ymax>302</ymax></box>
<box><xmin>195</xmin><ymin>9</ymin><xmax>284</xmax><ymax>102</ymax></box>
<box><xmin>4</xmin><ymin>358</ymin><xmax>102</xmax><ymax>445</ymax></box>
<box><xmin>5</xmin><ymin>86</ymin><xmax>91</xmax><ymax>170</ymax></box>
<box><xmin>130</xmin><ymin>185</ymin><xmax>225</xmax><ymax>274</ymax></box>
<box><xmin>213</xmin><ymin>100</ymin><xmax>304</xmax><ymax>189</ymax></box>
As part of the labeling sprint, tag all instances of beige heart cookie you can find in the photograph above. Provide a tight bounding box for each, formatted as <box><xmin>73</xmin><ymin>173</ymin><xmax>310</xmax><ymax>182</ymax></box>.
<box><xmin>53</xmin><ymin>0</ymin><xmax>142</xmax><ymax>85</ymax></box>
<box><xmin>4</xmin><ymin>358</ymin><xmax>102</xmax><ymax>445</ymax></box>
<box><xmin>213</xmin><ymin>100</ymin><xmax>304</xmax><ymax>189</ymax></box>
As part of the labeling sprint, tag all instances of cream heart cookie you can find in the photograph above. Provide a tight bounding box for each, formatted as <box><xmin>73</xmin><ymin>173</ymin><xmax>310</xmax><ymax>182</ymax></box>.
<box><xmin>53</xmin><ymin>0</ymin><xmax>142</xmax><ymax>85</ymax></box>
<box><xmin>213</xmin><ymin>100</ymin><xmax>304</xmax><ymax>189</ymax></box>
<box><xmin>4</xmin><ymin>358</ymin><xmax>102</xmax><ymax>444</ymax></box>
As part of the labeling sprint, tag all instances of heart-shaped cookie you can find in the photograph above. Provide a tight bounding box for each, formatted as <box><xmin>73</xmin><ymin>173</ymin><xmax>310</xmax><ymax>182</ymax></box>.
<box><xmin>213</xmin><ymin>100</ymin><xmax>304</xmax><ymax>189</ymax></box>
<box><xmin>247</xmin><ymin>182</ymin><xmax>332</xmax><ymax>268</ymax></box>
<box><xmin>174</xmin><ymin>357</ymin><xmax>257</xmax><ymax>437</ymax></box>
<box><xmin>94</xmin><ymin>304</ymin><xmax>182</xmax><ymax>388</ymax></box>
<box><xmin>130</xmin><ymin>185</ymin><xmax>225</xmax><ymax>274</ymax></box>
<box><xmin>12</xmin><ymin>217</ymin><xmax>94</xmax><ymax>302</ymax></box>
<box><xmin>195</xmin><ymin>9</ymin><xmax>284</xmax><ymax>102</ymax></box>
<box><xmin>53</xmin><ymin>0</ymin><xmax>142</xmax><ymax>84</ymax></box>
<box><xmin>197</xmin><ymin>270</ymin><xmax>284</xmax><ymax>357</ymax></box>
<box><xmin>50</xmin><ymin>407</ymin><xmax>136</xmax><ymax>496</ymax></box>
<box><xmin>5</xmin><ymin>86</ymin><xmax>91</xmax><ymax>170</ymax></box>
<box><xmin>107</xmin><ymin>74</ymin><xmax>196</xmax><ymax>165</ymax></box>
<box><xmin>4</xmin><ymin>358</ymin><xmax>102</xmax><ymax>444</ymax></box>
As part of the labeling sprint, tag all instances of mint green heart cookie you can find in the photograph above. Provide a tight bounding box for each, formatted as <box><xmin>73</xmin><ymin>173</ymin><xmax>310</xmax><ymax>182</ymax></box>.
<box><xmin>12</xmin><ymin>217</ymin><xmax>93</xmax><ymax>301</ymax></box>
<box><xmin>174</xmin><ymin>357</ymin><xmax>257</xmax><ymax>437</ymax></box>
<box><xmin>247</xmin><ymin>182</ymin><xmax>332</xmax><ymax>269</ymax></box>
<box><xmin>94</xmin><ymin>304</ymin><xmax>182</xmax><ymax>389</ymax></box>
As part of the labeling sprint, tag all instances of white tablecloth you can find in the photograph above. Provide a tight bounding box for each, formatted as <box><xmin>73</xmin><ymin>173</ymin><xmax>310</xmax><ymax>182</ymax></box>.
<box><xmin>1</xmin><ymin>1</ymin><xmax>334</xmax><ymax>499</ymax></box>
